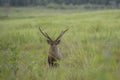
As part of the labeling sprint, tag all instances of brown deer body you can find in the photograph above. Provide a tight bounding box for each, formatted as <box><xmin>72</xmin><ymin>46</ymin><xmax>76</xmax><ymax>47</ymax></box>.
<box><xmin>39</xmin><ymin>27</ymin><xmax>68</xmax><ymax>67</ymax></box>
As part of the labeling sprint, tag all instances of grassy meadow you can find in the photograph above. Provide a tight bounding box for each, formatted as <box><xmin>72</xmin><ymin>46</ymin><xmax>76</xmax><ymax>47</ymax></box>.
<box><xmin>0</xmin><ymin>8</ymin><xmax>120</xmax><ymax>80</ymax></box>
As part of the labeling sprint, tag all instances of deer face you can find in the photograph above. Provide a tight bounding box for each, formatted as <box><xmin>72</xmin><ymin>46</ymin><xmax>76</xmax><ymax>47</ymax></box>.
<box><xmin>47</xmin><ymin>40</ymin><xmax>60</xmax><ymax>53</ymax></box>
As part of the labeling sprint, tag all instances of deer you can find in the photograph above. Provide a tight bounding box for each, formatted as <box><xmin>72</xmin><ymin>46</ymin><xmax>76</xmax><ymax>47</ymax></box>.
<box><xmin>39</xmin><ymin>27</ymin><xmax>68</xmax><ymax>67</ymax></box>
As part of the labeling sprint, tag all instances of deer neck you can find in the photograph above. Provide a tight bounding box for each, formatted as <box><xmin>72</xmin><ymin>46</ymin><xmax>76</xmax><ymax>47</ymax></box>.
<box><xmin>49</xmin><ymin>45</ymin><xmax>61</xmax><ymax>59</ymax></box>
<box><xmin>49</xmin><ymin>45</ymin><xmax>58</xmax><ymax>53</ymax></box>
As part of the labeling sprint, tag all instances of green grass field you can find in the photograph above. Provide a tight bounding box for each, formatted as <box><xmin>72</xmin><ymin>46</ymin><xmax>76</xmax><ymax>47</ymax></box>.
<box><xmin>0</xmin><ymin>8</ymin><xmax>120</xmax><ymax>80</ymax></box>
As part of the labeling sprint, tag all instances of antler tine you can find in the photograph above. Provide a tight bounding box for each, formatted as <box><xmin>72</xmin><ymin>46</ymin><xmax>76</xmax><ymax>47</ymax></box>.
<box><xmin>55</xmin><ymin>29</ymin><xmax>68</xmax><ymax>41</ymax></box>
<box><xmin>39</xmin><ymin>27</ymin><xmax>52</xmax><ymax>41</ymax></box>
<box><xmin>45</xmin><ymin>32</ymin><xmax>53</xmax><ymax>41</ymax></box>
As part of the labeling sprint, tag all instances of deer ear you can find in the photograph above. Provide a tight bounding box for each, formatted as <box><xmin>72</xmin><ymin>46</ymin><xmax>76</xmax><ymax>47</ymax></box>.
<box><xmin>56</xmin><ymin>40</ymin><xmax>60</xmax><ymax>44</ymax></box>
<box><xmin>47</xmin><ymin>40</ymin><xmax>51</xmax><ymax>44</ymax></box>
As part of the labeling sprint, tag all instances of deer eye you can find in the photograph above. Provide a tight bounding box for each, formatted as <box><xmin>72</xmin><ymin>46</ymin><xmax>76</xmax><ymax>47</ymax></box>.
<box><xmin>47</xmin><ymin>40</ymin><xmax>52</xmax><ymax>44</ymax></box>
<box><xmin>56</xmin><ymin>40</ymin><xmax>60</xmax><ymax>44</ymax></box>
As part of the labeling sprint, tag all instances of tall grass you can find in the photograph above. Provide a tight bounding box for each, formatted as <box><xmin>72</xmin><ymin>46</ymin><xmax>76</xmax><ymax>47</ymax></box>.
<box><xmin>0</xmin><ymin>8</ymin><xmax>120</xmax><ymax>80</ymax></box>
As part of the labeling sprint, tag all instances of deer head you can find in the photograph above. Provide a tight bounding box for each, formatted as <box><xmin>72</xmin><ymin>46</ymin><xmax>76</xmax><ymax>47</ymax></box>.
<box><xmin>39</xmin><ymin>27</ymin><xmax>68</xmax><ymax>67</ymax></box>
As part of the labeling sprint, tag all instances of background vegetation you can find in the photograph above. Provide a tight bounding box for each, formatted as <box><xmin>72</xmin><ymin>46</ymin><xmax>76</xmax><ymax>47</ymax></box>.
<box><xmin>0</xmin><ymin>7</ymin><xmax>120</xmax><ymax>80</ymax></box>
<box><xmin>0</xmin><ymin>0</ymin><xmax>120</xmax><ymax>9</ymax></box>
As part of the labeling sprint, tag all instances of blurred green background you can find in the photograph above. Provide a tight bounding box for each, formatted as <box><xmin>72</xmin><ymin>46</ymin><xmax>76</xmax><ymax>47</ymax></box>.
<box><xmin>0</xmin><ymin>0</ymin><xmax>120</xmax><ymax>80</ymax></box>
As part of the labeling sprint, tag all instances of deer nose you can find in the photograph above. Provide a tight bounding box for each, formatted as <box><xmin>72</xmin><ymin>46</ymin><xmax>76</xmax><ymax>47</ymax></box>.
<box><xmin>52</xmin><ymin>44</ymin><xmax>56</xmax><ymax>47</ymax></box>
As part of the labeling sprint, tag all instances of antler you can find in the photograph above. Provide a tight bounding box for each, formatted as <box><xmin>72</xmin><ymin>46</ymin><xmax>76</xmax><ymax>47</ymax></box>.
<box><xmin>39</xmin><ymin>27</ymin><xmax>52</xmax><ymax>41</ymax></box>
<box><xmin>55</xmin><ymin>29</ymin><xmax>68</xmax><ymax>41</ymax></box>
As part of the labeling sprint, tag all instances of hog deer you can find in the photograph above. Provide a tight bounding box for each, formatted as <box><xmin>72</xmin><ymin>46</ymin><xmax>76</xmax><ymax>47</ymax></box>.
<box><xmin>39</xmin><ymin>27</ymin><xmax>68</xmax><ymax>67</ymax></box>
